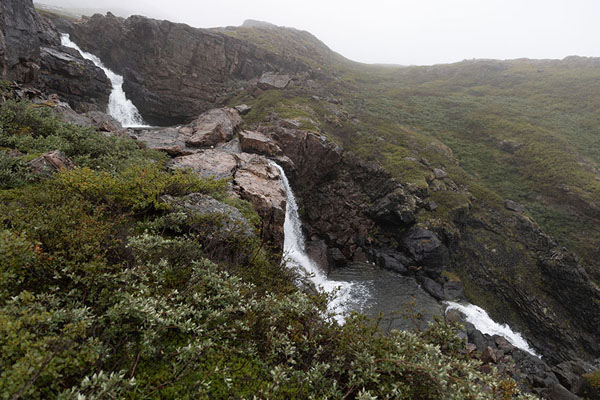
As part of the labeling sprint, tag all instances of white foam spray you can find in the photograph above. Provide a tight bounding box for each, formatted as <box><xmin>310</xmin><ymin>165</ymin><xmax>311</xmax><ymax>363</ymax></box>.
<box><xmin>60</xmin><ymin>34</ymin><xmax>148</xmax><ymax>128</ymax></box>
<box><xmin>273</xmin><ymin>163</ymin><xmax>369</xmax><ymax>322</ymax></box>
<box><xmin>446</xmin><ymin>301</ymin><xmax>539</xmax><ymax>357</ymax></box>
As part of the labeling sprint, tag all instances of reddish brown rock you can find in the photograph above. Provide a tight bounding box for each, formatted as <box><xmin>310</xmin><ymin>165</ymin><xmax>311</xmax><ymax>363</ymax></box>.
<box><xmin>233</xmin><ymin>154</ymin><xmax>286</xmax><ymax>246</ymax></box>
<box><xmin>170</xmin><ymin>150</ymin><xmax>238</xmax><ymax>179</ymax></box>
<box><xmin>239</xmin><ymin>130</ymin><xmax>282</xmax><ymax>156</ymax></box>
<box><xmin>186</xmin><ymin>108</ymin><xmax>242</xmax><ymax>147</ymax></box>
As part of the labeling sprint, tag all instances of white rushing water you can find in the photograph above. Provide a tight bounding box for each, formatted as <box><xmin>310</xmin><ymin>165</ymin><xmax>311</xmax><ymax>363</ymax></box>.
<box><xmin>60</xmin><ymin>34</ymin><xmax>148</xmax><ymax>128</ymax></box>
<box><xmin>273</xmin><ymin>163</ymin><xmax>369</xmax><ymax>322</ymax></box>
<box><xmin>445</xmin><ymin>301</ymin><xmax>539</xmax><ymax>357</ymax></box>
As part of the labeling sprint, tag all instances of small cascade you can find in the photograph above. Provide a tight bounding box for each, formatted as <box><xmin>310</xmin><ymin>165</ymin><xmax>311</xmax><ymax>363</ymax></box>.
<box><xmin>60</xmin><ymin>34</ymin><xmax>148</xmax><ymax>128</ymax></box>
<box><xmin>446</xmin><ymin>301</ymin><xmax>539</xmax><ymax>357</ymax></box>
<box><xmin>273</xmin><ymin>163</ymin><xmax>369</xmax><ymax>321</ymax></box>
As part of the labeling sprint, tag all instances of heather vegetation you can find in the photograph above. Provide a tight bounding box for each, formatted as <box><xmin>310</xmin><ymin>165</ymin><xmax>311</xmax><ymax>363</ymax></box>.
<box><xmin>0</xmin><ymin>100</ymin><xmax>538</xmax><ymax>398</ymax></box>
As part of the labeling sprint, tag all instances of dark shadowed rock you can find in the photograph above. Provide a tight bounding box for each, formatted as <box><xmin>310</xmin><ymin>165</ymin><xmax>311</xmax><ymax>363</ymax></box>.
<box><xmin>29</xmin><ymin>150</ymin><xmax>74</xmax><ymax>175</ymax></box>
<box><xmin>541</xmin><ymin>384</ymin><xmax>579</xmax><ymax>400</ymax></box>
<box><xmin>0</xmin><ymin>0</ymin><xmax>44</xmax><ymax>82</ymax></box>
<box><xmin>443</xmin><ymin>281</ymin><xmax>466</xmax><ymax>301</ymax></box>
<box><xmin>38</xmin><ymin>46</ymin><xmax>111</xmax><ymax>112</ymax></box>
<box><xmin>306</xmin><ymin>240</ymin><xmax>330</xmax><ymax>273</ymax></box>
<box><xmin>376</xmin><ymin>251</ymin><xmax>409</xmax><ymax>274</ymax></box>
<box><xmin>418</xmin><ymin>276</ymin><xmax>444</xmax><ymax>301</ymax></box>
<box><xmin>403</xmin><ymin>227</ymin><xmax>449</xmax><ymax>278</ymax></box>
<box><xmin>552</xmin><ymin>359</ymin><xmax>596</xmax><ymax>393</ymax></box>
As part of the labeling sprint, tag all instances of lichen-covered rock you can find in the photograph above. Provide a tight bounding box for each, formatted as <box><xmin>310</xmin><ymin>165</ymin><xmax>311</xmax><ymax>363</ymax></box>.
<box><xmin>257</xmin><ymin>72</ymin><xmax>291</xmax><ymax>89</ymax></box>
<box><xmin>185</xmin><ymin>108</ymin><xmax>242</xmax><ymax>147</ymax></box>
<box><xmin>161</xmin><ymin>193</ymin><xmax>254</xmax><ymax>237</ymax></box>
<box><xmin>29</xmin><ymin>150</ymin><xmax>74</xmax><ymax>175</ymax></box>
<box><xmin>171</xmin><ymin>150</ymin><xmax>238</xmax><ymax>179</ymax></box>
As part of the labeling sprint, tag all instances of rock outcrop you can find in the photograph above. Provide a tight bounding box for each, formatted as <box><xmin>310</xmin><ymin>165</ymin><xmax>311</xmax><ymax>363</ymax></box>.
<box><xmin>0</xmin><ymin>0</ymin><xmax>111</xmax><ymax>112</ymax></box>
<box><xmin>55</xmin><ymin>13</ymin><xmax>311</xmax><ymax>125</ymax></box>
<box><xmin>29</xmin><ymin>150</ymin><xmax>74</xmax><ymax>175</ymax></box>
<box><xmin>130</xmin><ymin>108</ymin><xmax>286</xmax><ymax>248</ymax></box>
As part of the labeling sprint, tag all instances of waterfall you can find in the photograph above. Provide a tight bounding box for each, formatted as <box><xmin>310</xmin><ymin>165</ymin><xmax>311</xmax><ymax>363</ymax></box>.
<box><xmin>273</xmin><ymin>163</ymin><xmax>369</xmax><ymax>322</ymax></box>
<box><xmin>60</xmin><ymin>34</ymin><xmax>148</xmax><ymax>128</ymax></box>
<box><xmin>446</xmin><ymin>301</ymin><xmax>539</xmax><ymax>357</ymax></box>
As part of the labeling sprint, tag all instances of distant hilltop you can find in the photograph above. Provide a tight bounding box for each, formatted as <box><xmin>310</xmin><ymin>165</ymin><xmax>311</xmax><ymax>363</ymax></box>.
<box><xmin>242</xmin><ymin>19</ymin><xmax>278</xmax><ymax>28</ymax></box>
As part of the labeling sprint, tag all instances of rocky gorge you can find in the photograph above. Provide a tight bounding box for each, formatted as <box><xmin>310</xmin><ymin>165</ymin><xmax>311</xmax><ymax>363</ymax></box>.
<box><xmin>2</xmin><ymin>0</ymin><xmax>600</xmax><ymax>398</ymax></box>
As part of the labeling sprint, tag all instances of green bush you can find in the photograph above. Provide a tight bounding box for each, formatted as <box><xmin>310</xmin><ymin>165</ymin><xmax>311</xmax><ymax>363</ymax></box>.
<box><xmin>0</xmin><ymin>98</ymin><xmax>538</xmax><ymax>399</ymax></box>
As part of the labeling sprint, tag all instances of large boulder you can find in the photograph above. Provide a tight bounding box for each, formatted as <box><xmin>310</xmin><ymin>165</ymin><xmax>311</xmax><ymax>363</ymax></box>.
<box><xmin>239</xmin><ymin>130</ymin><xmax>282</xmax><ymax>156</ymax></box>
<box><xmin>29</xmin><ymin>150</ymin><xmax>74</xmax><ymax>176</ymax></box>
<box><xmin>185</xmin><ymin>108</ymin><xmax>242</xmax><ymax>147</ymax></box>
<box><xmin>171</xmin><ymin>150</ymin><xmax>238</xmax><ymax>179</ymax></box>
<box><xmin>130</xmin><ymin>108</ymin><xmax>243</xmax><ymax>154</ymax></box>
<box><xmin>257</xmin><ymin>72</ymin><xmax>291</xmax><ymax>89</ymax></box>
<box><xmin>402</xmin><ymin>227</ymin><xmax>449</xmax><ymax>278</ymax></box>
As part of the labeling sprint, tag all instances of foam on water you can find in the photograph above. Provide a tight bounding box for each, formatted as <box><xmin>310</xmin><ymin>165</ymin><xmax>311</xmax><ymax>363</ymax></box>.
<box><xmin>60</xmin><ymin>34</ymin><xmax>148</xmax><ymax>128</ymax></box>
<box><xmin>273</xmin><ymin>163</ymin><xmax>370</xmax><ymax>321</ymax></box>
<box><xmin>446</xmin><ymin>301</ymin><xmax>539</xmax><ymax>357</ymax></box>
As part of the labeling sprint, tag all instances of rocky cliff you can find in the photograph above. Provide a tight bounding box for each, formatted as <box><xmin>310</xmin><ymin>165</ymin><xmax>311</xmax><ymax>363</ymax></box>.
<box><xmin>0</xmin><ymin>0</ymin><xmax>111</xmax><ymax>112</ymax></box>
<box><xmin>54</xmin><ymin>13</ymin><xmax>314</xmax><ymax>125</ymax></box>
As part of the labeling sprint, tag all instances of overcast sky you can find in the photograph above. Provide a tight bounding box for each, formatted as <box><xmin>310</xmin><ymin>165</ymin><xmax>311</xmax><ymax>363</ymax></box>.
<box><xmin>35</xmin><ymin>0</ymin><xmax>600</xmax><ymax>65</ymax></box>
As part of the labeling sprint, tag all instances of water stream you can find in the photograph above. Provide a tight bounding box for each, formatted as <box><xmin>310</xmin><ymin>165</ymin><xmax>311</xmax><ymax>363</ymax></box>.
<box><xmin>446</xmin><ymin>301</ymin><xmax>539</xmax><ymax>356</ymax></box>
<box><xmin>60</xmin><ymin>34</ymin><xmax>148</xmax><ymax>128</ymax></box>
<box><xmin>273</xmin><ymin>163</ymin><xmax>370</xmax><ymax>321</ymax></box>
<box><xmin>274</xmin><ymin>164</ymin><xmax>539</xmax><ymax>355</ymax></box>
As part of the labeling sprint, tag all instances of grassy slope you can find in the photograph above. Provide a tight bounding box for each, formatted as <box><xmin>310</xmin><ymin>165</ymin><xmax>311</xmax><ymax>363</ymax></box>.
<box><xmin>0</xmin><ymin>99</ymin><xmax>537</xmax><ymax>398</ymax></box>
<box><xmin>224</xmin><ymin>25</ymin><xmax>600</xmax><ymax>280</ymax></box>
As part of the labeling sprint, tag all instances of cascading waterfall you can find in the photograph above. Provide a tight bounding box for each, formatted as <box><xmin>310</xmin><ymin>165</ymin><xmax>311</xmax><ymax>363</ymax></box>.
<box><xmin>273</xmin><ymin>163</ymin><xmax>369</xmax><ymax>322</ymax></box>
<box><xmin>60</xmin><ymin>34</ymin><xmax>148</xmax><ymax>128</ymax></box>
<box><xmin>446</xmin><ymin>301</ymin><xmax>539</xmax><ymax>357</ymax></box>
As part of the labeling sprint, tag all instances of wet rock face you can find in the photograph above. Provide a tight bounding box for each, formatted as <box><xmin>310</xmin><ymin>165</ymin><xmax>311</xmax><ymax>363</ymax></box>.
<box><xmin>59</xmin><ymin>13</ymin><xmax>310</xmax><ymax>125</ymax></box>
<box><xmin>38</xmin><ymin>46</ymin><xmax>111</xmax><ymax>112</ymax></box>
<box><xmin>0</xmin><ymin>0</ymin><xmax>110</xmax><ymax>111</ymax></box>
<box><xmin>0</xmin><ymin>0</ymin><xmax>45</xmax><ymax>82</ymax></box>
<box><xmin>455</xmin><ymin>208</ymin><xmax>600</xmax><ymax>364</ymax></box>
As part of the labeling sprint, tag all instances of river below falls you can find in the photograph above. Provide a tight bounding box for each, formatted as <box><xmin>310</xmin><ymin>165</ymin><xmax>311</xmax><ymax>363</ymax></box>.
<box><xmin>328</xmin><ymin>263</ymin><xmax>443</xmax><ymax>331</ymax></box>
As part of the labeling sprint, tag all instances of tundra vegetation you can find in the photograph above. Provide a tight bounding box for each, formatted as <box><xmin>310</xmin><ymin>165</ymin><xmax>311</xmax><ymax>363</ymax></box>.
<box><xmin>0</xmin><ymin>100</ymin><xmax>537</xmax><ymax>398</ymax></box>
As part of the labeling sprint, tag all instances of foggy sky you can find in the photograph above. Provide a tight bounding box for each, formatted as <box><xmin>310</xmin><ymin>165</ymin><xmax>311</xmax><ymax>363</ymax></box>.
<box><xmin>35</xmin><ymin>0</ymin><xmax>600</xmax><ymax>65</ymax></box>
